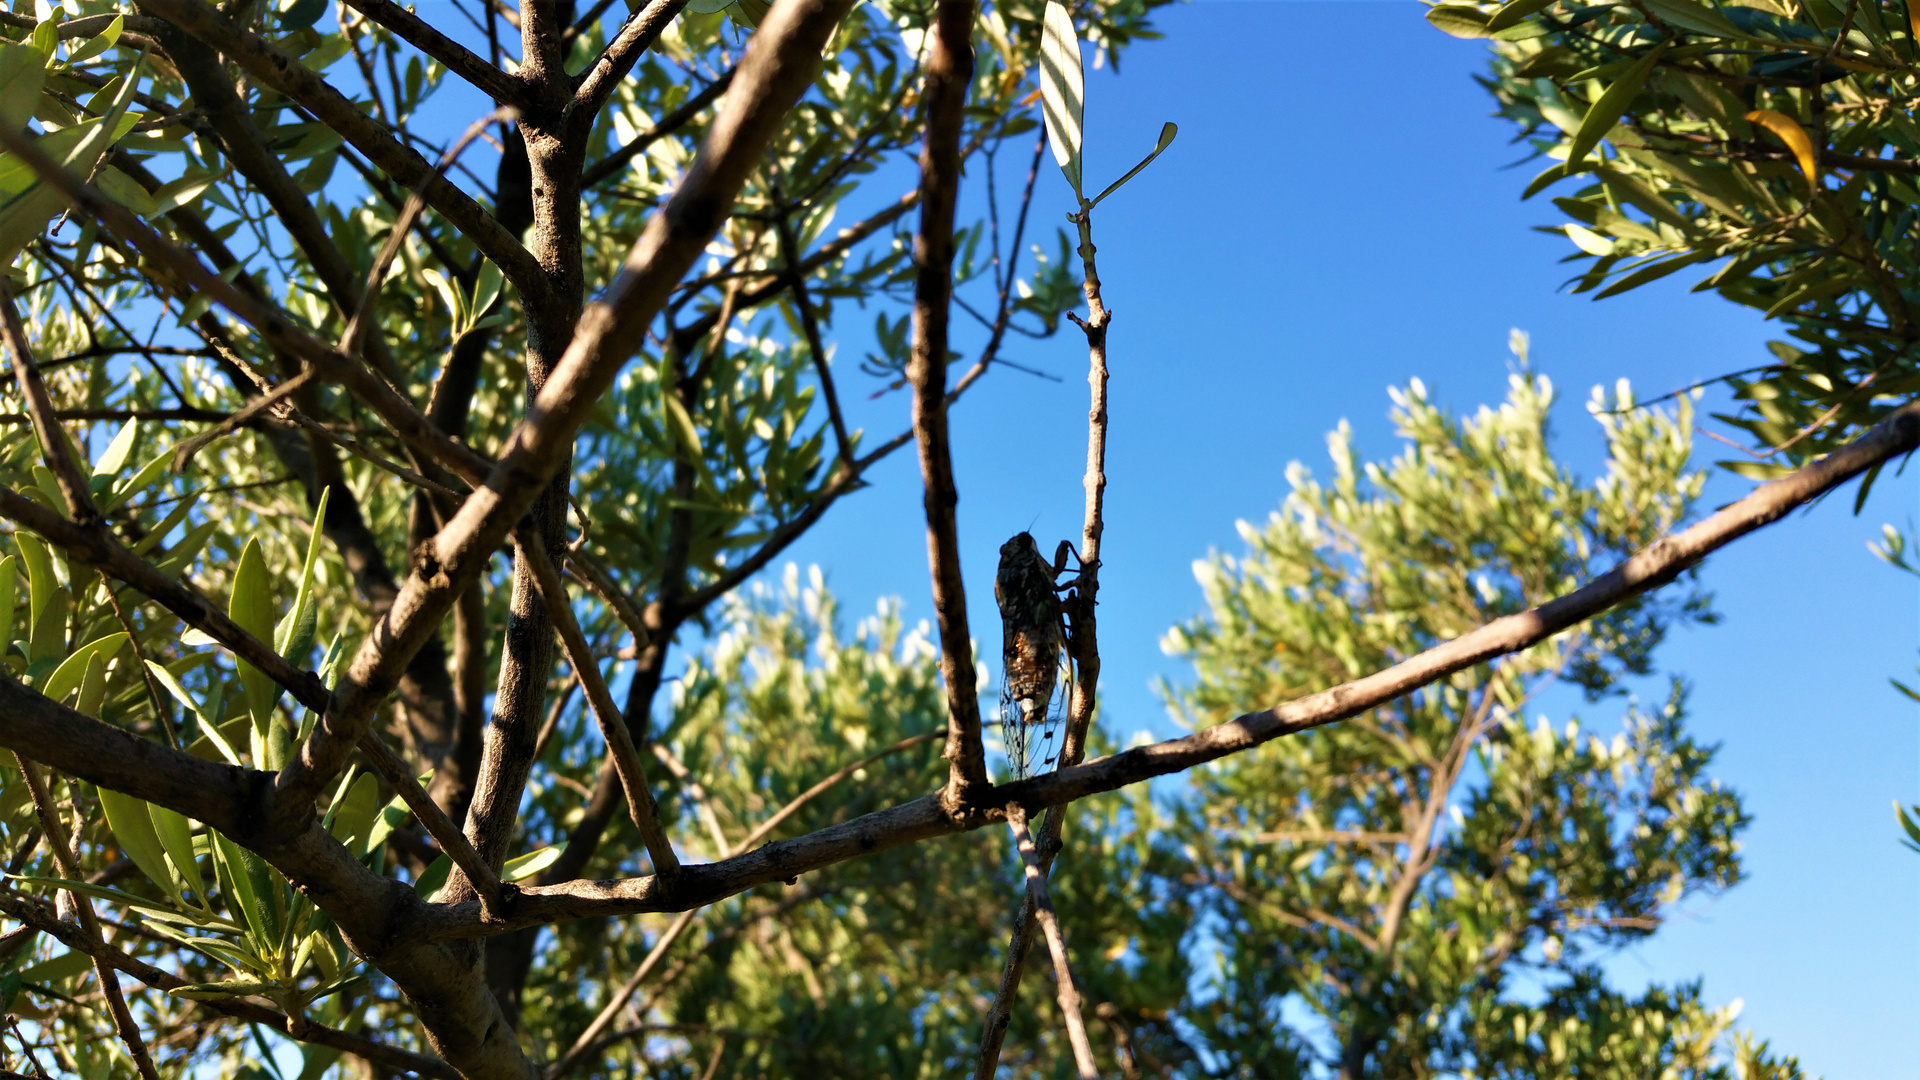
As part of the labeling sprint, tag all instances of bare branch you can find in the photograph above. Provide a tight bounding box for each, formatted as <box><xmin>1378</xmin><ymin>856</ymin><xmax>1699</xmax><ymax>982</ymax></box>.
<box><xmin>582</xmin><ymin>68</ymin><xmax>734</xmax><ymax>188</ymax></box>
<box><xmin>545</xmin><ymin>908</ymin><xmax>698</xmax><ymax>1079</ymax></box>
<box><xmin>570</xmin><ymin>0</ymin><xmax>690</xmax><ymax>123</ymax></box>
<box><xmin>1007</xmin><ymin>803</ymin><xmax>1099</xmax><ymax>1079</ymax></box>
<box><xmin>516</xmin><ymin>527</ymin><xmax>681</xmax><ymax>877</ymax></box>
<box><xmin>907</xmin><ymin>0</ymin><xmax>988</xmax><ymax>812</ymax></box>
<box><xmin>340</xmin><ymin>0</ymin><xmax>530</xmax><ymax>108</ymax></box>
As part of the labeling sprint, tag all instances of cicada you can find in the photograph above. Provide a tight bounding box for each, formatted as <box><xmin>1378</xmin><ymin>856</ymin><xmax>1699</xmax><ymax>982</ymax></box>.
<box><xmin>996</xmin><ymin>531</ymin><xmax>1076</xmax><ymax>780</ymax></box>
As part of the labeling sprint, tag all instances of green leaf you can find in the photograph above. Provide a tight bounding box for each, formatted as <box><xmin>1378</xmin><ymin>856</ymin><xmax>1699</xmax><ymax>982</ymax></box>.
<box><xmin>0</xmin><ymin>555</ymin><xmax>19</xmax><ymax>661</ymax></box>
<box><xmin>94</xmin><ymin>165</ymin><xmax>157</xmax><ymax>216</ymax></box>
<box><xmin>166</xmin><ymin>980</ymin><xmax>279</xmax><ymax>1000</ymax></box>
<box><xmin>279</xmin><ymin>0</ymin><xmax>329</xmax><ymax>30</ymax></box>
<box><xmin>1088</xmin><ymin>121</ymin><xmax>1177</xmax><ymax>209</ymax></box>
<box><xmin>275</xmin><ymin>487</ymin><xmax>327</xmax><ymax>660</ymax></box>
<box><xmin>0</xmin><ymin>44</ymin><xmax>46</xmax><ymax>133</ymax></box>
<box><xmin>229</xmin><ymin>538</ymin><xmax>280</xmax><ymax>747</ymax></box>
<box><xmin>213</xmin><ymin>830</ymin><xmax>282</xmax><ymax>953</ymax></box>
<box><xmin>16</xmin><ymin>530</ymin><xmax>54</xmax><ymax>636</ymax></box>
<box><xmin>1568</xmin><ymin>46</ymin><xmax>1667</xmax><ymax>169</ymax></box>
<box><xmin>63</xmin><ymin>15</ymin><xmax>123</xmax><ymax>66</ymax></box>
<box><xmin>1039</xmin><ymin>1</ymin><xmax>1084</xmax><ymax>196</ymax></box>
<box><xmin>327</xmin><ymin>771</ymin><xmax>380</xmax><ymax>857</ymax></box>
<box><xmin>18</xmin><ymin>949</ymin><xmax>91</xmax><ymax>985</ymax></box>
<box><xmin>150</xmin><ymin>803</ymin><xmax>204</xmax><ymax>905</ymax></box>
<box><xmin>503</xmin><ymin>846</ymin><xmax>560</xmax><ymax>881</ymax></box>
<box><xmin>1592</xmin><ymin>250</ymin><xmax>1709</xmax><ymax>299</ymax></box>
<box><xmin>0</xmin><ymin>59</ymin><xmax>144</xmax><ymax>263</ymax></box>
<box><xmin>1718</xmin><ymin>459</ymin><xmax>1795</xmax><ymax>480</ymax></box>
<box><xmin>1487</xmin><ymin>0</ymin><xmax>1557</xmax><ymax>31</ymax></box>
<box><xmin>413</xmin><ymin>854</ymin><xmax>451</xmax><ymax>899</ymax></box>
<box><xmin>97</xmin><ymin>786</ymin><xmax>183</xmax><ymax>903</ymax></box>
<box><xmin>1425</xmin><ymin>4</ymin><xmax>1494</xmax><ymax>38</ymax></box>
<box><xmin>74</xmin><ymin>650</ymin><xmax>108</xmax><ymax>716</ymax></box>
<box><xmin>40</xmin><ymin>631</ymin><xmax>127</xmax><ymax>703</ymax></box>
<box><xmin>142</xmin><ymin>920</ymin><xmax>271</xmax><ymax>976</ymax></box>
<box><xmin>91</xmin><ymin>419</ymin><xmax>138</xmax><ymax>478</ymax></box>
<box><xmin>101</xmin><ymin>445</ymin><xmax>175</xmax><ymax>513</ymax></box>
<box><xmin>1639</xmin><ymin>0</ymin><xmax>1746</xmax><ymax>38</ymax></box>
<box><xmin>1898</xmin><ymin>801</ymin><xmax>1920</xmax><ymax>850</ymax></box>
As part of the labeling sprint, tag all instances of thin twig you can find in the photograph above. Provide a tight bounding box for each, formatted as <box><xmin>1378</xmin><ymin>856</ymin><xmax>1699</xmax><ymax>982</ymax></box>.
<box><xmin>545</xmin><ymin>908</ymin><xmax>699</xmax><ymax>1079</ymax></box>
<box><xmin>1006</xmin><ymin>803</ymin><xmax>1099</xmax><ymax>1079</ymax></box>
<box><xmin>516</xmin><ymin>527</ymin><xmax>680</xmax><ymax>879</ymax></box>
<box><xmin>11</xmin><ymin>755</ymin><xmax>162</xmax><ymax>1080</ymax></box>
<box><xmin>0</xmin><ymin>285</ymin><xmax>95</xmax><ymax>522</ymax></box>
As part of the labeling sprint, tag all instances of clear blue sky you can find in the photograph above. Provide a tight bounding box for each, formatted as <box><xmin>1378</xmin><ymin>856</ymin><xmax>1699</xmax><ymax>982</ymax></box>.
<box><xmin>768</xmin><ymin>2</ymin><xmax>1917</xmax><ymax>1074</ymax></box>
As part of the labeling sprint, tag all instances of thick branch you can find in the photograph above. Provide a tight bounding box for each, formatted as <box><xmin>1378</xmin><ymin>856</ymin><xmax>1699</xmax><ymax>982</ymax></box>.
<box><xmin>0</xmin><ymin>680</ymin><xmax>529</xmax><ymax>1079</ymax></box>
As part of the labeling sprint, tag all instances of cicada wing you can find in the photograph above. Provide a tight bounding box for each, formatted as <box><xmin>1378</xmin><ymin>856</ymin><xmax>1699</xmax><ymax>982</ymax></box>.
<box><xmin>999</xmin><ymin>679</ymin><xmax>1029</xmax><ymax>781</ymax></box>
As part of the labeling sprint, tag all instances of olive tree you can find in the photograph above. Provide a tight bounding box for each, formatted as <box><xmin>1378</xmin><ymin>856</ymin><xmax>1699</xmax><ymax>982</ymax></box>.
<box><xmin>0</xmin><ymin>0</ymin><xmax>1909</xmax><ymax>1075</ymax></box>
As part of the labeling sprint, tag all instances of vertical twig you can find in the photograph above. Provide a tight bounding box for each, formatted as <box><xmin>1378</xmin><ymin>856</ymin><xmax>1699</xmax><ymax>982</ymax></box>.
<box><xmin>1</xmin><ymin>285</ymin><xmax>95</xmax><ymax>523</ymax></box>
<box><xmin>11</xmin><ymin>754</ymin><xmax>162</xmax><ymax>1080</ymax></box>
<box><xmin>908</xmin><ymin>0</ymin><xmax>989</xmax><ymax>814</ymax></box>
<box><xmin>515</xmin><ymin>527</ymin><xmax>680</xmax><ymax>879</ymax></box>
<box><xmin>976</xmin><ymin>201</ymin><xmax>1113</xmax><ymax>1079</ymax></box>
<box><xmin>1007</xmin><ymin>803</ymin><xmax>1099</xmax><ymax>1080</ymax></box>
<box><xmin>546</xmin><ymin>908</ymin><xmax>700</xmax><ymax>1080</ymax></box>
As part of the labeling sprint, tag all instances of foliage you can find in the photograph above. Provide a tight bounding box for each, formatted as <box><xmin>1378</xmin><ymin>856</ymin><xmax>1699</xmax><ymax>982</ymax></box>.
<box><xmin>0</xmin><ymin>0</ymin><xmax>1829</xmax><ymax>1073</ymax></box>
<box><xmin>1438</xmin><ymin>0</ymin><xmax>1920</xmax><ymax>476</ymax></box>
<box><xmin>1163</xmin><ymin>369</ymin><xmax>1795</xmax><ymax>1078</ymax></box>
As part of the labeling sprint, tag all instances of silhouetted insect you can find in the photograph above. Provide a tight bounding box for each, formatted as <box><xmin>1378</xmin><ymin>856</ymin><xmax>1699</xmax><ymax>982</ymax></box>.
<box><xmin>996</xmin><ymin>532</ymin><xmax>1078</xmax><ymax>780</ymax></box>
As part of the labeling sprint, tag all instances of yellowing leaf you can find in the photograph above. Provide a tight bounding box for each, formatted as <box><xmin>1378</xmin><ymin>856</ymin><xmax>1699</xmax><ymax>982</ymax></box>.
<box><xmin>1744</xmin><ymin>108</ymin><xmax>1818</xmax><ymax>194</ymax></box>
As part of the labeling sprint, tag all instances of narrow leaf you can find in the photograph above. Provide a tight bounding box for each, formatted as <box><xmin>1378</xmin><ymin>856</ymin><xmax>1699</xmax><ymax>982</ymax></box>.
<box><xmin>1745</xmin><ymin>108</ymin><xmax>1819</xmax><ymax>193</ymax></box>
<box><xmin>1568</xmin><ymin>45</ymin><xmax>1667</xmax><ymax>169</ymax></box>
<box><xmin>97</xmin><ymin>786</ymin><xmax>183</xmax><ymax>903</ymax></box>
<box><xmin>1039</xmin><ymin>1</ymin><xmax>1084</xmax><ymax>195</ymax></box>
<box><xmin>1088</xmin><ymin>121</ymin><xmax>1178</xmax><ymax>209</ymax></box>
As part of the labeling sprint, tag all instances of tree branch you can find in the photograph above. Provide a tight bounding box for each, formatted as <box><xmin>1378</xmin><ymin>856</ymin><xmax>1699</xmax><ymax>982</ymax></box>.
<box><xmin>11</xmin><ymin>755</ymin><xmax>162</xmax><ymax>1080</ymax></box>
<box><xmin>907</xmin><ymin>0</ymin><xmax>987</xmax><ymax>814</ymax></box>
<box><xmin>516</xmin><ymin>527</ymin><xmax>680</xmax><ymax>877</ymax></box>
<box><xmin>271</xmin><ymin>0</ymin><xmax>862</xmax><ymax>835</ymax></box>
<box><xmin>1007</xmin><ymin>803</ymin><xmax>1099</xmax><ymax>1079</ymax></box>
<box><xmin>339</xmin><ymin>0</ymin><xmax>530</xmax><ymax>108</ymax></box>
<box><xmin>569</xmin><ymin>0</ymin><xmax>690</xmax><ymax>125</ymax></box>
<box><xmin>581</xmin><ymin>68</ymin><xmax>734</xmax><ymax>188</ymax></box>
<box><xmin>406</xmin><ymin>395</ymin><xmax>1920</xmax><ymax>939</ymax></box>
<box><xmin>134</xmin><ymin>0</ymin><xmax>551</xmax><ymax>304</ymax></box>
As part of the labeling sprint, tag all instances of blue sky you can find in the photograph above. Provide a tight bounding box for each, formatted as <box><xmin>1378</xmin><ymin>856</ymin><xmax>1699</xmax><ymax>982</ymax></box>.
<box><xmin>769</xmin><ymin>2</ymin><xmax>1917</xmax><ymax>1074</ymax></box>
